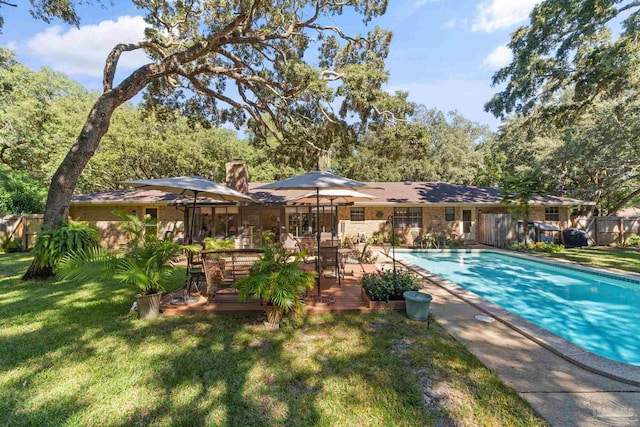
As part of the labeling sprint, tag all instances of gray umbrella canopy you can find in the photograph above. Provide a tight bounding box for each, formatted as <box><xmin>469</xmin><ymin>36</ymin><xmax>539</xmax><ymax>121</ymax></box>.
<box><xmin>257</xmin><ymin>171</ymin><xmax>378</xmax><ymax>297</ymax></box>
<box><xmin>119</xmin><ymin>177</ymin><xmax>255</xmax><ymax>244</ymax></box>
<box><xmin>288</xmin><ymin>189</ymin><xmax>377</xmax><ymax>204</ymax></box>
<box><xmin>119</xmin><ymin>176</ymin><xmax>255</xmax><ymax>203</ymax></box>
<box><xmin>256</xmin><ymin>170</ymin><xmax>378</xmax><ymax>191</ymax></box>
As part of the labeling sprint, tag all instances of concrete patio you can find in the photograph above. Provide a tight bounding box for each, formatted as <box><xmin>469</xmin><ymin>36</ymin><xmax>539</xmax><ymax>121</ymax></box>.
<box><xmin>415</xmin><ymin>259</ymin><xmax>640</xmax><ymax>426</ymax></box>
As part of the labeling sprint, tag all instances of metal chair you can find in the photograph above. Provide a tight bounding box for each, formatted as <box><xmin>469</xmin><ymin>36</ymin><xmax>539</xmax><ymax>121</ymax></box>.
<box><xmin>319</xmin><ymin>245</ymin><xmax>341</xmax><ymax>286</ymax></box>
<box><xmin>343</xmin><ymin>242</ymin><xmax>369</xmax><ymax>273</ymax></box>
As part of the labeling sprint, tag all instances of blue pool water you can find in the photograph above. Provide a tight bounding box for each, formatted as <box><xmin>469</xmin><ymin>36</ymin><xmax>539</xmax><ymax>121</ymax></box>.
<box><xmin>397</xmin><ymin>251</ymin><xmax>640</xmax><ymax>365</ymax></box>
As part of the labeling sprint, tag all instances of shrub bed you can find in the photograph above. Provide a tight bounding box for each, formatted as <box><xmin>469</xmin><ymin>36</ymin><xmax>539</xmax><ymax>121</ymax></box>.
<box><xmin>509</xmin><ymin>242</ymin><xmax>565</xmax><ymax>253</ymax></box>
<box><xmin>361</xmin><ymin>270</ymin><xmax>420</xmax><ymax>302</ymax></box>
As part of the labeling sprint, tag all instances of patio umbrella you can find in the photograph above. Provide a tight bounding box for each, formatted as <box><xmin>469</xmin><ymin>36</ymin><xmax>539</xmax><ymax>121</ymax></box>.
<box><xmin>118</xmin><ymin>176</ymin><xmax>255</xmax><ymax>243</ymax></box>
<box><xmin>256</xmin><ymin>171</ymin><xmax>379</xmax><ymax>296</ymax></box>
<box><xmin>288</xmin><ymin>189</ymin><xmax>377</xmax><ymax>234</ymax></box>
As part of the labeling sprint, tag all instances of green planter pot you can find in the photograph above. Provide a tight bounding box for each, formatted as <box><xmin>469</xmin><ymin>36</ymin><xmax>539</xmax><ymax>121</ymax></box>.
<box><xmin>403</xmin><ymin>291</ymin><xmax>432</xmax><ymax>321</ymax></box>
<box><xmin>136</xmin><ymin>292</ymin><xmax>162</xmax><ymax>320</ymax></box>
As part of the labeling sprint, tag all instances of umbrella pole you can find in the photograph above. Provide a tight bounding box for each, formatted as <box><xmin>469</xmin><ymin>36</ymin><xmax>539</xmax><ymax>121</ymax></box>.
<box><xmin>330</xmin><ymin>198</ymin><xmax>334</xmax><ymax>235</ymax></box>
<box><xmin>189</xmin><ymin>191</ymin><xmax>199</xmax><ymax>245</ymax></box>
<box><xmin>316</xmin><ymin>188</ymin><xmax>321</xmax><ymax>296</ymax></box>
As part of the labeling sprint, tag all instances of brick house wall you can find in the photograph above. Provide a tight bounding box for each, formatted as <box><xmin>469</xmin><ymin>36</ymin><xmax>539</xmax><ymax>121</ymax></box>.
<box><xmin>69</xmin><ymin>204</ymin><xmax>184</xmax><ymax>248</ymax></box>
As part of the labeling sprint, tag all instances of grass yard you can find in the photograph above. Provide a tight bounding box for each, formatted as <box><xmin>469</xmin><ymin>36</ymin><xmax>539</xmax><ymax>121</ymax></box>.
<box><xmin>541</xmin><ymin>247</ymin><xmax>640</xmax><ymax>273</ymax></box>
<box><xmin>0</xmin><ymin>252</ymin><xmax>545</xmax><ymax>426</ymax></box>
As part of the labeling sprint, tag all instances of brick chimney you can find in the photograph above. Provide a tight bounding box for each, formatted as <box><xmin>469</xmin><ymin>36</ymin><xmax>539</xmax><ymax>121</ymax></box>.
<box><xmin>225</xmin><ymin>161</ymin><xmax>249</xmax><ymax>194</ymax></box>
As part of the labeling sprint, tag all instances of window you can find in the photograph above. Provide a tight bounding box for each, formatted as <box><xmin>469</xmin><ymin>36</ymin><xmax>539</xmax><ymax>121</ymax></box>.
<box><xmin>394</xmin><ymin>207</ymin><xmax>422</xmax><ymax>228</ymax></box>
<box><xmin>545</xmin><ymin>206</ymin><xmax>560</xmax><ymax>221</ymax></box>
<box><xmin>214</xmin><ymin>207</ymin><xmax>238</xmax><ymax>236</ymax></box>
<box><xmin>285</xmin><ymin>207</ymin><xmax>317</xmax><ymax>237</ymax></box>
<box><xmin>350</xmin><ymin>207</ymin><xmax>365</xmax><ymax>222</ymax></box>
<box><xmin>462</xmin><ymin>209</ymin><xmax>472</xmax><ymax>233</ymax></box>
<box><xmin>445</xmin><ymin>207</ymin><xmax>455</xmax><ymax>222</ymax></box>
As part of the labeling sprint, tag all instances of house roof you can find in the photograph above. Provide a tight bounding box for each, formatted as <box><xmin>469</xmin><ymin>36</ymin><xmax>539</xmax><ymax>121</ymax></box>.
<box><xmin>70</xmin><ymin>182</ymin><xmax>594</xmax><ymax>206</ymax></box>
<box><xmin>71</xmin><ymin>189</ymin><xmax>227</xmax><ymax>206</ymax></box>
<box><xmin>248</xmin><ymin>182</ymin><xmax>593</xmax><ymax>206</ymax></box>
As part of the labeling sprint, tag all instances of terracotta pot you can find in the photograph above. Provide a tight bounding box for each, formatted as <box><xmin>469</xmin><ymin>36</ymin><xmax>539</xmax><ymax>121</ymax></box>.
<box><xmin>136</xmin><ymin>292</ymin><xmax>162</xmax><ymax>320</ymax></box>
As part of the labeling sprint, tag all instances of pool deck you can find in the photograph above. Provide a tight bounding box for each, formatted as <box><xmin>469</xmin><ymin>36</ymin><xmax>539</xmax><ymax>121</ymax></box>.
<box><xmin>399</xmin><ymin>248</ymin><xmax>640</xmax><ymax>427</ymax></box>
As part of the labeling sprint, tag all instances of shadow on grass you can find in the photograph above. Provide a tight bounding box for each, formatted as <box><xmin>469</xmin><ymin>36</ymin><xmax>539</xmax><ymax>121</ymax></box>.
<box><xmin>0</xmin><ymin>252</ymin><xmax>543</xmax><ymax>426</ymax></box>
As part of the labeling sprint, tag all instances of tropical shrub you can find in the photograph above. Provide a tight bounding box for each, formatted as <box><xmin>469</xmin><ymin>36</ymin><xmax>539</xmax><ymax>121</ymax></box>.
<box><xmin>361</xmin><ymin>270</ymin><xmax>420</xmax><ymax>302</ymax></box>
<box><xmin>369</xmin><ymin>232</ymin><xmax>389</xmax><ymax>245</ymax></box>
<box><xmin>261</xmin><ymin>230</ymin><xmax>276</xmax><ymax>245</ymax></box>
<box><xmin>203</xmin><ymin>237</ymin><xmax>235</xmax><ymax>250</ymax></box>
<box><xmin>32</xmin><ymin>221</ymin><xmax>98</xmax><ymax>272</ymax></box>
<box><xmin>112</xmin><ymin>209</ymin><xmax>155</xmax><ymax>249</ymax></box>
<box><xmin>342</xmin><ymin>234</ymin><xmax>357</xmax><ymax>248</ymax></box>
<box><xmin>234</xmin><ymin>245</ymin><xmax>316</xmax><ymax>325</ymax></box>
<box><xmin>58</xmin><ymin>232</ymin><xmax>195</xmax><ymax>295</ymax></box>
<box><xmin>509</xmin><ymin>242</ymin><xmax>564</xmax><ymax>253</ymax></box>
<box><xmin>625</xmin><ymin>235</ymin><xmax>640</xmax><ymax>248</ymax></box>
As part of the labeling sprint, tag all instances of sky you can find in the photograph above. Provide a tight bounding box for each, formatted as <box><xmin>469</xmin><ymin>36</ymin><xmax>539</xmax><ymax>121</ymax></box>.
<box><xmin>0</xmin><ymin>0</ymin><xmax>541</xmax><ymax>130</ymax></box>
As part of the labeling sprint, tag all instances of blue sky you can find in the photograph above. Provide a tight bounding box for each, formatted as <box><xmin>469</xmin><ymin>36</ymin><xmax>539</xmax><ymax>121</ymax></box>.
<box><xmin>0</xmin><ymin>0</ymin><xmax>540</xmax><ymax>129</ymax></box>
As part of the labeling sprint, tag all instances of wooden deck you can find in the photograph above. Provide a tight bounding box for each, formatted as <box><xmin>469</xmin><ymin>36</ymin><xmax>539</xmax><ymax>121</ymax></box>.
<box><xmin>161</xmin><ymin>263</ymin><xmax>383</xmax><ymax>316</ymax></box>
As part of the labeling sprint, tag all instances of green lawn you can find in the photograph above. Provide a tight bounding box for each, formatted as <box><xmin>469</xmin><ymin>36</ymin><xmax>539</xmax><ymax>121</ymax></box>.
<box><xmin>541</xmin><ymin>247</ymin><xmax>640</xmax><ymax>273</ymax></box>
<box><xmin>0</xmin><ymin>252</ymin><xmax>544</xmax><ymax>426</ymax></box>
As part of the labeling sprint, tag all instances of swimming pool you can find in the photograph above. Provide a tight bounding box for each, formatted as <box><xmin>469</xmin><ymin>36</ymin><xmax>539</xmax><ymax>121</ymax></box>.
<box><xmin>396</xmin><ymin>250</ymin><xmax>640</xmax><ymax>366</ymax></box>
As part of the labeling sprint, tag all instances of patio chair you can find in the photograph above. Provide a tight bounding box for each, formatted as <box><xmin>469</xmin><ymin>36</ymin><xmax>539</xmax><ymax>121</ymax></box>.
<box><xmin>319</xmin><ymin>245</ymin><xmax>341</xmax><ymax>286</ymax></box>
<box><xmin>185</xmin><ymin>250</ymin><xmax>205</xmax><ymax>296</ymax></box>
<box><xmin>343</xmin><ymin>242</ymin><xmax>369</xmax><ymax>274</ymax></box>
<box><xmin>295</xmin><ymin>237</ymin><xmax>315</xmax><ymax>264</ymax></box>
<box><xmin>201</xmin><ymin>254</ymin><xmax>226</xmax><ymax>303</ymax></box>
<box><xmin>281</xmin><ymin>233</ymin><xmax>298</xmax><ymax>254</ymax></box>
<box><xmin>320</xmin><ymin>232</ymin><xmax>333</xmax><ymax>243</ymax></box>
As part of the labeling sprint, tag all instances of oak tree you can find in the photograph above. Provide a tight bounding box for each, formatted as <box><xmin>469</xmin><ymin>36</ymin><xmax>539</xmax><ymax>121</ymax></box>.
<box><xmin>19</xmin><ymin>0</ymin><xmax>391</xmax><ymax>279</ymax></box>
<box><xmin>486</xmin><ymin>0</ymin><xmax>640</xmax><ymax>120</ymax></box>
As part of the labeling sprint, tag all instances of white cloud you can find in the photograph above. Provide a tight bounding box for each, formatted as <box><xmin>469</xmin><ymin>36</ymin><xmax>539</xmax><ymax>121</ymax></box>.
<box><xmin>483</xmin><ymin>45</ymin><xmax>512</xmax><ymax>68</ymax></box>
<box><xmin>472</xmin><ymin>0</ymin><xmax>540</xmax><ymax>33</ymax></box>
<box><xmin>26</xmin><ymin>15</ymin><xmax>149</xmax><ymax>77</ymax></box>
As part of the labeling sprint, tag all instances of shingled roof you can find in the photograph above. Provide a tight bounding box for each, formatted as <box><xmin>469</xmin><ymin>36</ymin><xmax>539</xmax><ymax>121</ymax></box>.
<box><xmin>71</xmin><ymin>189</ymin><xmax>226</xmax><ymax>205</ymax></box>
<box><xmin>247</xmin><ymin>182</ymin><xmax>592</xmax><ymax>206</ymax></box>
<box><xmin>71</xmin><ymin>182</ymin><xmax>592</xmax><ymax>206</ymax></box>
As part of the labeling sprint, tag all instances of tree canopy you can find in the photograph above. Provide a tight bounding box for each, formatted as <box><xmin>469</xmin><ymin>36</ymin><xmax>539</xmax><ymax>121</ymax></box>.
<box><xmin>486</xmin><ymin>0</ymin><xmax>640</xmax><ymax>120</ymax></box>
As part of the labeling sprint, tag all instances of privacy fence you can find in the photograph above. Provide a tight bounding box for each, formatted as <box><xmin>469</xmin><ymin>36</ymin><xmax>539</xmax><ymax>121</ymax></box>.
<box><xmin>477</xmin><ymin>213</ymin><xmax>640</xmax><ymax>248</ymax></box>
<box><xmin>0</xmin><ymin>214</ymin><xmax>44</xmax><ymax>251</ymax></box>
<box><xmin>574</xmin><ymin>216</ymin><xmax>640</xmax><ymax>246</ymax></box>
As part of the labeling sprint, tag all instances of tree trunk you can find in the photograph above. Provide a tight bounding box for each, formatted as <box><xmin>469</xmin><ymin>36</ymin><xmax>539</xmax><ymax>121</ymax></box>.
<box><xmin>609</xmin><ymin>187</ymin><xmax>640</xmax><ymax>215</ymax></box>
<box><xmin>22</xmin><ymin>93</ymin><xmax>122</xmax><ymax>280</ymax></box>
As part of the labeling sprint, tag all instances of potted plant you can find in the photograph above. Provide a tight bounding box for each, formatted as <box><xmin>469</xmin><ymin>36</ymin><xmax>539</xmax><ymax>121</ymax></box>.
<box><xmin>58</xmin><ymin>211</ymin><xmax>197</xmax><ymax>319</ymax></box>
<box><xmin>234</xmin><ymin>245</ymin><xmax>316</xmax><ymax>328</ymax></box>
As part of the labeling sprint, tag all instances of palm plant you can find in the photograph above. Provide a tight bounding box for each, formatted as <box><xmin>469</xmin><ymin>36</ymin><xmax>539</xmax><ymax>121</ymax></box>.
<box><xmin>58</xmin><ymin>211</ymin><xmax>198</xmax><ymax>296</ymax></box>
<box><xmin>234</xmin><ymin>245</ymin><xmax>317</xmax><ymax>325</ymax></box>
<box><xmin>58</xmin><ymin>237</ymin><xmax>188</xmax><ymax>295</ymax></box>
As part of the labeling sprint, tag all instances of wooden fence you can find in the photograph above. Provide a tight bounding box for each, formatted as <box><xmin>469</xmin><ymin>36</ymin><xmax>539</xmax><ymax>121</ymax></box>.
<box><xmin>0</xmin><ymin>214</ymin><xmax>44</xmax><ymax>251</ymax></box>
<box><xmin>478</xmin><ymin>214</ymin><xmax>640</xmax><ymax>248</ymax></box>
<box><xmin>575</xmin><ymin>216</ymin><xmax>640</xmax><ymax>246</ymax></box>
<box><xmin>477</xmin><ymin>213</ymin><xmax>517</xmax><ymax>248</ymax></box>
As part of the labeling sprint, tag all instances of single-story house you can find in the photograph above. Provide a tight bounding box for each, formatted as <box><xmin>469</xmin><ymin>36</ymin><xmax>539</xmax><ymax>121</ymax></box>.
<box><xmin>69</xmin><ymin>162</ymin><xmax>593</xmax><ymax>248</ymax></box>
